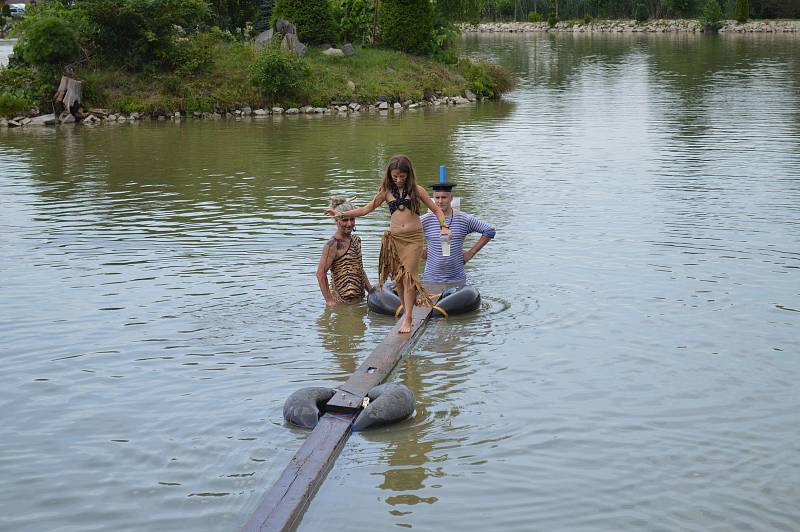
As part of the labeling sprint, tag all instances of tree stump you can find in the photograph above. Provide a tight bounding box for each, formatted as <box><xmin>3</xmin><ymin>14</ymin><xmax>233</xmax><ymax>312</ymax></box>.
<box><xmin>54</xmin><ymin>76</ymin><xmax>82</xmax><ymax>116</ymax></box>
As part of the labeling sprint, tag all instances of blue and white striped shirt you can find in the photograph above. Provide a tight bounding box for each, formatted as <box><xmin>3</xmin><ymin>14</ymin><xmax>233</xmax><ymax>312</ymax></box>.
<box><xmin>421</xmin><ymin>210</ymin><xmax>496</xmax><ymax>283</ymax></box>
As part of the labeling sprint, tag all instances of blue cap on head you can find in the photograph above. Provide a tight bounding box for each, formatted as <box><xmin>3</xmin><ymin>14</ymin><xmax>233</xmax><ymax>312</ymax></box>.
<box><xmin>432</xmin><ymin>165</ymin><xmax>455</xmax><ymax>191</ymax></box>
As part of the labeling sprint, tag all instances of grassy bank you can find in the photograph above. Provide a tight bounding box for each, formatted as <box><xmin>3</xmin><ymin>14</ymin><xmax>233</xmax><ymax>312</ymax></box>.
<box><xmin>0</xmin><ymin>36</ymin><xmax>514</xmax><ymax>118</ymax></box>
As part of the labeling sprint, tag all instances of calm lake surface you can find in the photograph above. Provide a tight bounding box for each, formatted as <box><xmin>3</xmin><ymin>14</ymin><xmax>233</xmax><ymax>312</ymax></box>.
<box><xmin>1</xmin><ymin>33</ymin><xmax>799</xmax><ymax>531</ymax></box>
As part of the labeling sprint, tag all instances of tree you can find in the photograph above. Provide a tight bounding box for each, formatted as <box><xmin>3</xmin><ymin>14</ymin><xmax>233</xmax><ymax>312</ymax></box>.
<box><xmin>699</xmin><ymin>0</ymin><xmax>723</xmax><ymax>31</ymax></box>
<box><xmin>379</xmin><ymin>0</ymin><xmax>434</xmax><ymax>55</ymax></box>
<box><xmin>272</xmin><ymin>0</ymin><xmax>337</xmax><ymax>44</ymax></box>
<box><xmin>734</xmin><ymin>0</ymin><xmax>748</xmax><ymax>21</ymax></box>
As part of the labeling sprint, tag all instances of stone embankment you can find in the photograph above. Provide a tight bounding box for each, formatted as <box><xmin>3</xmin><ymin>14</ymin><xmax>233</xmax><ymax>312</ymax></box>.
<box><xmin>461</xmin><ymin>19</ymin><xmax>800</xmax><ymax>33</ymax></box>
<box><xmin>0</xmin><ymin>93</ymin><xmax>479</xmax><ymax>128</ymax></box>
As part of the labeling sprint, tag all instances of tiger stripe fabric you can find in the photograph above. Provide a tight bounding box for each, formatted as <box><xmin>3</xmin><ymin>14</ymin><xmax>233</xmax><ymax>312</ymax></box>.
<box><xmin>330</xmin><ymin>234</ymin><xmax>368</xmax><ymax>302</ymax></box>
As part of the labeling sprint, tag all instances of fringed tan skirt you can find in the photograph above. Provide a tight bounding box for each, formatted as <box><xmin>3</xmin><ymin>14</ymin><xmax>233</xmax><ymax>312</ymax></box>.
<box><xmin>378</xmin><ymin>228</ymin><xmax>432</xmax><ymax>306</ymax></box>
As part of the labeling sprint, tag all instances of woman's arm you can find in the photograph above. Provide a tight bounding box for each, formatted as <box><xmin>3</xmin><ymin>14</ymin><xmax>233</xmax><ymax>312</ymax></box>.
<box><xmin>324</xmin><ymin>191</ymin><xmax>385</xmax><ymax>218</ymax></box>
<box><xmin>417</xmin><ymin>186</ymin><xmax>452</xmax><ymax>238</ymax></box>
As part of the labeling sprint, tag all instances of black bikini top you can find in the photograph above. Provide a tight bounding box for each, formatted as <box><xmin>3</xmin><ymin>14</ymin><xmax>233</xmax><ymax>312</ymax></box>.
<box><xmin>387</xmin><ymin>186</ymin><xmax>413</xmax><ymax>214</ymax></box>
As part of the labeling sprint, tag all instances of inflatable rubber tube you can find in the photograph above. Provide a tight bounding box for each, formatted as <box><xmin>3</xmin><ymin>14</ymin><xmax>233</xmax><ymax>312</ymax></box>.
<box><xmin>432</xmin><ymin>285</ymin><xmax>481</xmax><ymax>317</ymax></box>
<box><xmin>367</xmin><ymin>285</ymin><xmax>402</xmax><ymax>316</ymax></box>
<box><xmin>283</xmin><ymin>387</ymin><xmax>336</xmax><ymax>429</ymax></box>
<box><xmin>352</xmin><ymin>383</ymin><xmax>415</xmax><ymax>431</ymax></box>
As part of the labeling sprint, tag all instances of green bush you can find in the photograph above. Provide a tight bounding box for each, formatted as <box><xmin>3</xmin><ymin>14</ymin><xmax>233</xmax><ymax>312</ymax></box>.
<box><xmin>173</xmin><ymin>33</ymin><xmax>217</xmax><ymax>77</ymax></box>
<box><xmin>250</xmin><ymin>42</ymin><xmax>309</xmax><ymax>103</ymax></box>
<box><xmin>333</xmin><ymin>0</ymin><xmax>372</xmax><ymax>44</ymax></box>
<box><xmin>547</xmin><ymin>13</ymin><xmax>559</xmax><ymax>26</ymax></box>
<box><xmin>379</xmin><ymin>0</ymin><xmax>434</xmax><ymax>56</ymax></box>
<box><xmin>584</xmin><ymin>15</ymin><xmax>593</xmax><ymax>23</ymax></box>
<box><xmin>734</xmin><ymin>0</ymin><xmax>748</xmax><ymax>22</ymax></box>
<box><xmin>699</xmin><ymin>0</ymin><xmax>723</xmax><ymax>31</ymax></box>
<box><xmin>0</xmin><ymin>65</ymin><xmax>52</xmax><ymax>112</ymax></box>
<box><xmin>634</xmin><ymin>3</ymin><xmax>648</xmax><ymax>22</ymax></box>
<box><xmin>272</xmin><ymin>0</ymin><xmax>337</xmax><ymax>45</ymax></box>
<box><xmin>459</xmin><ymin>58</ymin><xmax>515</xmax><ymax>99</ymax></box>
<box><xmin>1</xmin><ymin>4</ymin><xmax>11</xmax><ymax>17</ymax></box>
<box><xmin>16</xmin><ymin>16</ymin><xmax>80</xmax><ymax>71</ymax></box>
<box><xmin>0</xmin><ymin>93</ymin><xmax>32</xmax><ymax>117</ymax></box>
<box><xmin>78</xmin><ymin>0</ymin><xmax>210</xmax><ymax>70</ymax></box>
<box><xmin>527</xmin><ymin>11</ymin><xmax>543</xmax><ymax>22</ymax></box>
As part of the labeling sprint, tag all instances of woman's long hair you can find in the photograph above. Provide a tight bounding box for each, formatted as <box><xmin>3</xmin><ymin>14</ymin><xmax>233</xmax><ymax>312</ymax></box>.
<box><xmin>381</xmin><ymin>155</ymin><xmax>421</xmax><ymax>214</ymax></box>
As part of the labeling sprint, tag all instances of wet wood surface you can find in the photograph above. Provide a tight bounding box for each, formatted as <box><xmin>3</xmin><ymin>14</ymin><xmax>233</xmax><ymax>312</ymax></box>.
<box><xmin>243</xmin><ymin>305</ymin><xmax>433</xmax><ymax>531</ymax></box>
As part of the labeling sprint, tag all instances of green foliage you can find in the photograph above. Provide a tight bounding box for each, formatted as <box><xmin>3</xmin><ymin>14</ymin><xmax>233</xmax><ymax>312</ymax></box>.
<box><xmin>634</xmin><ymin>3</ymin><xmax>649</xmax><ymax>21</ymax></box>
<box><xmin>173</xmin><ymin>33</ymin><xmax>218</xmax><ymax>77</ymax></box>
<box><xmin>699</xmin><ymin>0</ymin><xmax>723</xmax><ymax>30</ymax></box>
<box><xmin>0</xmin><ymin>93</ymin><xmax>32</xmax><ymax>116</ymax></box>
<box><xmin>527</xmin><ymin>11</ymin><xmax>543</xmax><ymax>21</ymax></box>
<box><xmin>249</xmin><ymin>42</ymin><xmax>310</xmax><ymax>102</ymax></box>
<box><xmin>379</xmin><ymin>0</ymin><xmax>434</xmax><ymax>56</ymax></box>
<box><xmin>458</xmin><ymin>58</ymin><xmax>515</xmax><ymax>99</ymax></box>
<box><xmin>0</xmin><ymin>65</ymin><xmax>53</xmax><ymax>114</ymax></box>
<box><xmin>494</xmin><ymin>0</ymin><xmax>515</xmax><ymax>18</ymax></box>
<box><xmin>210</xmin><ymin>0</ymin><xmax>258</xmax><ymax>29</ymax></box>
<box><xmin>333</xmin><ymin>0</ymin><xmax>373</xmax><ymax>43</ymax></box>
<box><xmin>16</xmin><ymin>16</ymin><xmax>80</xmax><ymax>71</ymax></box>
<box><xmin>78</xmin><ymin>0</ymin><xmax>210</xmax><ymax>70</ymax></box>
<box><xmin>271</xmin><ymin>0</ymin><xmax>337</xmax><ymax>45</ymax></box>
<box><xmin>254</xmin><ymin>0</ymin><xmax>275</xmax><ymax>31</ymax></box>
<box><xmin>584</xmin><ymin>15</ymin><xmax>593</xmax><ymax>23</ymax></box>
<box><xmin>1</xmin><ymin>4</ymin><xmax>11</xmax><ymax>17</ymax></box>
<box><xmin>734</xmin><ymin>0</ymin><xmax>748</xmax><ymax>21</ymax></box>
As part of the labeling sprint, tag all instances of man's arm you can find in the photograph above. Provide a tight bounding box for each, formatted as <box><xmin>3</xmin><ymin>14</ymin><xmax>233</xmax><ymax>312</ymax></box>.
<box><xmin>464</xmin><ymin>214</ymin><xmax>496</xmax><ymax>264</ymax></box>
<box><xmin>464</xmin><ymin>235</ymin><xmax>492</xmax><ymax>263</ymax></box>
<box><xmin>316</xmin><ymin>239</ymin><xmax>338</xmax><ymax>306</ymax></box>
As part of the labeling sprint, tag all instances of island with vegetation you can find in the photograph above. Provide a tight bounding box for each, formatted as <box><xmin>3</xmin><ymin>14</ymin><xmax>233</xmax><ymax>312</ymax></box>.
<box><xmin>0</xmin><ymin>0</ymin><xmax>515</xmax><ymax>122</ymax></box>
<box><xmin>1</xmin><ymin>0</ymin><xmax>796</xmax><ymax>124</ymax></box>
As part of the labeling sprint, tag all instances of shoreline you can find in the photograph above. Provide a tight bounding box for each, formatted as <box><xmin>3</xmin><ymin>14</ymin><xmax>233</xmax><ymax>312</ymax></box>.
<box><xmin>0</xmin><ymin>95</ymin><xmax>482</xmax><ymax>128</ymax></box>
<box><xmin>461</xmin><ymin>19</ymin><xmax>800</xmax><ymax>33</ymax></box>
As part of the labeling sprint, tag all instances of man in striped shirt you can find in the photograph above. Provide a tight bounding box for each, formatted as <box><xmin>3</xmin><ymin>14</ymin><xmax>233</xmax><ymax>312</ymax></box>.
<box><xmin>421</xmin><ymin>181</ymin><xmax>495</xmax><ymax>285</ymax></box>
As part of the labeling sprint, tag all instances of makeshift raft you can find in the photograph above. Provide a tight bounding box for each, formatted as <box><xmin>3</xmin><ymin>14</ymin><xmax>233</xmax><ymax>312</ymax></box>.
<box><xmin>243</xmin><ymin>305</ymin><xmax>433</xmax><ymax>532</ymax></box>
<box><xmin>368</xmin><ymin>281</ymin><xmax>481</xmax><ymax>318</ymax></box>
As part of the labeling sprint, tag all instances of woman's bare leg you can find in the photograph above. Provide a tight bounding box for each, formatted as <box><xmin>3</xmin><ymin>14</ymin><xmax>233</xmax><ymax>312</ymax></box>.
<box><xmin>398</xmin><ymin>275</ymin><xmax>415</xmax><ymax>333</ymax></box>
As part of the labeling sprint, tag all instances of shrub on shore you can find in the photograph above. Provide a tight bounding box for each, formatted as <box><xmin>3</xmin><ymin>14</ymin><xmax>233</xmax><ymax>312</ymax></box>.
<box><xmin>735</xmin><ymin>0</ymin><xmax>749</xmax><ymax>22</ymax></box>
<box><xmin>699</xmin><ymin>0</ymin><xmax>723</xmax><ymax>30</ymax></box>
<box><xmin>333</xmin><ymin>0</ymin><xmax>373</xmax><ymax>44</ymax></box>
<box><xmin>78</xmin><ymin>0</ymin><xmax>210</xmax><ymax>70</ymax></box>
<box><xmin>635</xmin><ymin>3</ymin><xmax>649</xmax><ymax>22</ymax></box>
<box><xmin>15</xmin><ymin>16</ymin><xmax>80</xmax><ymax>72</ymax></box>
<box><xmin>250</xmin><ymin>40</ymin><xmax>310</xmax><ymax>103</ymax></box>
<box><xmin>379</xmin><ymin>0</ymin><xmax>434</xmax><ymax>56</ymax></box>
<box><xmin>271</xmin><ymin>0</ymin><xmax>337</xmax><ymax>45</ymax></box>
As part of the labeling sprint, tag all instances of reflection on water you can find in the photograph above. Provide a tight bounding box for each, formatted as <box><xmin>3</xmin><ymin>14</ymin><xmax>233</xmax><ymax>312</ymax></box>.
<box><xmin>2</xmin><ymin>33</ymin><xmax>800</xmax><ymax>532</ymax></box>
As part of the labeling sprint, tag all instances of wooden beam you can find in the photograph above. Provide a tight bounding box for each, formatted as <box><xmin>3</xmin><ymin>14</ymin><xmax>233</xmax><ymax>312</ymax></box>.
<box><xmin>244</xmin><ymin>305</ymin><xmax>433</xmax><ymax>532</ymax></box>
<box><xmin>242</xmin><ymin>414</ymin><xmax>354</xmax><ymax>532</ymax></box>
<box><xmin>327</xmin><ymin>305</ymin><xmax>431</xmax><ymax>412</ymax></box>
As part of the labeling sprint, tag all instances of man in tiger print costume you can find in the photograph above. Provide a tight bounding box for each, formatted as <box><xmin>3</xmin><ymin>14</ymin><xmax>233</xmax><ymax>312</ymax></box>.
<box><xmin>316</xmin><ymin>197</ymin><xmax>373</xmax><ymax>306</ymax></box>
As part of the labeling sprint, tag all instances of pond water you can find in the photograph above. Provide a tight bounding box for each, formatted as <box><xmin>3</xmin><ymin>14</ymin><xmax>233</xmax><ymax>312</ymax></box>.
<box><xmin>1</xmin><ymin>32</ymin><xmax>799</xmax><ymax>531</ymax></box>
<box><xmin>0</xmin><ymin>39</ymin><xmax>15</xmax><ymax>67</ymax></box>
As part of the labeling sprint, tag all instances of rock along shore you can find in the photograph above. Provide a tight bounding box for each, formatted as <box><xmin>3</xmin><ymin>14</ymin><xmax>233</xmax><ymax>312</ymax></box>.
<box><xmin>461</xmin><ymin>19</ymin><xmax>800</xmax><ymax>33</ymax></box>
<box><xmin>0</xmin><ymin>93</ymin><xmax>480</xmax><ymax>128</ymax></box>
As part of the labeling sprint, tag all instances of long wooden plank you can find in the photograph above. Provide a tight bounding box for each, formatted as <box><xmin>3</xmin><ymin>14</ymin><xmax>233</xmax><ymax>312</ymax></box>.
<box><xmin>242</xmin><ymin>414</ymin><xmax>354</xmax><ymax>532</ymax></box>
<box><xmin>326</xmin><ymin>305</ymin><xmax>431</xmax><ymax>412</ymax></box>
<box><xmin>244</xmin><ymin>305</ymin><xmax>433</xmax><ymax>532</ymax></box>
